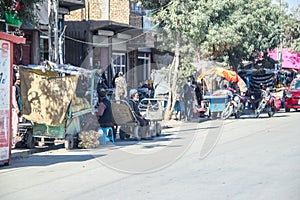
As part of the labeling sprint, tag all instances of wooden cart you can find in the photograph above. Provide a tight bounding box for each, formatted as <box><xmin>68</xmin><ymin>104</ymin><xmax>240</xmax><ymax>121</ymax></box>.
<box><xmin>19</xmin><ymin>62</ymin><xmax>96</xmax><ymax>149</ymax></box>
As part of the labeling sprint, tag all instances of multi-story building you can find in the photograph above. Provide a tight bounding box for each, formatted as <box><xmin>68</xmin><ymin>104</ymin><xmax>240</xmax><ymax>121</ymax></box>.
<box><xmin>64</xmin><ymin>0</ymin><xmax>156</xmax><ymax>88</ymax></box>
<box><xmin>13</xmin><ymin>0</ymin><xmax>85</xmax><ymax>66</ymax></box>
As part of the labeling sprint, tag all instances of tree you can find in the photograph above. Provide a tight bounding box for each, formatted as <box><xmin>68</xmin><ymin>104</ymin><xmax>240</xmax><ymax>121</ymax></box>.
<box><xmin>139</xmin><ymin>0</ymin><xmax>197</xmax><ymax>120</ymax></box>
<box><xmin>0</xmin><ymin>0</ymin><xmax>44</xmax><ymax>26</ymax></box>
<box><xmin>287</xmin><ymin>5</ymin><xmax>300</xmax><ymax>52</ymax></box>
<box><xmin>189</xmin><ymin>0</ymin><xmax>284</xmax><ymax>71</ymax></box>
<box><xmin>139</xmin><ymin>0</ymin><xmax>284</xmax><ymax>119</ymax></box>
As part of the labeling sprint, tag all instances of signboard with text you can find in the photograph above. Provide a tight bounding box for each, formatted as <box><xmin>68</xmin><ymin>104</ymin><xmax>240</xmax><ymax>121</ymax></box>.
<box><xmin>0</xmin><ymin>39</ymin><xmax>11</xmax><ymax>164</ymax></box>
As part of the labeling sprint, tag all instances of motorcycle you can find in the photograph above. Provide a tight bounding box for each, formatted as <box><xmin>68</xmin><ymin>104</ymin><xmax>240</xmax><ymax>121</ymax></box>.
<box><xmin>221</xmin><ymin>93</ymin><xmax>246</xmax><ymax>120</ymax></box>
<box><xmin>255</xmin><ymin>89</ymin><xmax>276</xmax><ymax>118</ymax></box>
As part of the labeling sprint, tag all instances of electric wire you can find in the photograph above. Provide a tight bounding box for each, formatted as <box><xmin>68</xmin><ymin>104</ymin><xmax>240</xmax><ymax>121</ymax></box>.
<box><xmin>35</xmin><ymin>1</ymin><xmax>172</xmax><ymax>46</ymax></box>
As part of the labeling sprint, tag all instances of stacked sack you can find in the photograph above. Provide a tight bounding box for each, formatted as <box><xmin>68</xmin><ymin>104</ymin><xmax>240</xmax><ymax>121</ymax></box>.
<box><xmin>78</xmin><ymin>130</ymin><xmax>101</xmax><ymax>149</ymax></box>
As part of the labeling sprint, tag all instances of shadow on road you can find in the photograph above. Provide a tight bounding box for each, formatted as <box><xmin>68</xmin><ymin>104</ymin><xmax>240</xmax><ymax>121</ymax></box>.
<box><xmin>1</xmin><ymin>153</ymin><xmax>105</xmax><ymax>169</ymax></box>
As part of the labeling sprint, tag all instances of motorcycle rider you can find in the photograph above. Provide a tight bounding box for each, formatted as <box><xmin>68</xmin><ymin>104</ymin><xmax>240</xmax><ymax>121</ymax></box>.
<box><xmin>223</xmin><ymin>84</ymin><xmax>240</xmax><ymax>115</ymax></box>
<box><xmin>255</xmin><ymin>83</ymin><xmax>271</xmax><ymax>117</ymax></box>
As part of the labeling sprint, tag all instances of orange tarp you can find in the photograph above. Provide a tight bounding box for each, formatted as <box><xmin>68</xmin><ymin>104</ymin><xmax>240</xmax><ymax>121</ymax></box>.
<box><xmin>211</xmin><ymin>67</ymin><xmax>239</xmax><ymax>82</ymax></box>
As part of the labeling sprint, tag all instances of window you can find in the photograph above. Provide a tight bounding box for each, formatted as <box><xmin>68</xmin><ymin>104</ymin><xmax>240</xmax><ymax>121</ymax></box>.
<box><xmin>40</xmin><ymin>35</ymin><xmax>49</xmax><ymax>62</ymax></box>
<box><xmin>130</xmin><ymin>2</ymin><xmax>143</xmax><ymax>15</ymax></box>
<box><xmin>137</xmin><ymin>52</ymin><xmax>150</xmax><ymax>81</ymax></box>
<box><xmin>112</xmin><ymin>53</ymin><xmax>126</xmax><ymax>75</ymax></box>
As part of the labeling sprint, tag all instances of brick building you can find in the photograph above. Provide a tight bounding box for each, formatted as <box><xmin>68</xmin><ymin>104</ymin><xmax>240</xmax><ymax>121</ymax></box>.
<box><xmin>64</xmin><ymin>0</ymin><xmax>156</xmax><ymax>88</ymax></box>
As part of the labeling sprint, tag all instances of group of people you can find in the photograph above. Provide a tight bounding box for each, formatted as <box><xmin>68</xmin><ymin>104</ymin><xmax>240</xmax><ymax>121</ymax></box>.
<box><xmin>96</xmin><ymin>69</ymin><xmax>128</xmax><ymax>101</ymax></box>
<box><xmin>95</xmin><ymin>69</ymin><xmax>152</xmax><ymax>141</ymax></box>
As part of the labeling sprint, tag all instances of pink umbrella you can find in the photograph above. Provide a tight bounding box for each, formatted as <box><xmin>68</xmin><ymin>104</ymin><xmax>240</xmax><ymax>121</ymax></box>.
<box><xmin>268</xmin><ymin>48</ymin><xmax>300</xmax><ymax>70</ymax></box>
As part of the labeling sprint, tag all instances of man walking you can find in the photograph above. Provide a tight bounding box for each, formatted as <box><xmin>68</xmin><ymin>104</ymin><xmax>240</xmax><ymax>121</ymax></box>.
<box><xmin>114</xmin><ymin>72</ymin><xmax>127</xmax><ymax>101</ymax></box>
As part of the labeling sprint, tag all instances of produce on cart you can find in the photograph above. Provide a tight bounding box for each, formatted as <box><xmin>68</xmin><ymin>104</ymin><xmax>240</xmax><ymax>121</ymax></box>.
<box><xmin>78</xmin><ymin>130</ymin><xmax>101</xmax><ymax>149</ymax></box>
<box><xmin>19</xmin><ymin>61</ymin><xmax>96</xmax><ymax>149</ymax></box>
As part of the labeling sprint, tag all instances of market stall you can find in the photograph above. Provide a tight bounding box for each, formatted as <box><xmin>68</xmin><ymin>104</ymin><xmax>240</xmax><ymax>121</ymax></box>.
<box><xmin>197</xmin><ymin>67</ymin><xmax>247</xmax><ymax>118</ymax></box>
<box><xmin>19</xmin><ymin>61</ymin><xmax>96</xmax><ymax>149</ymax></box>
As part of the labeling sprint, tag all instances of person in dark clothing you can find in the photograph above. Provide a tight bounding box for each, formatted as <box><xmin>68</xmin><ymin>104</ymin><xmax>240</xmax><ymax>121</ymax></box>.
<box><xmin>182</xmin><ymin>83</ymin><xmax>194</xmax><ymax>121</ymax></box>
<box><xmin>111</xmin><ymin>72</ymin><xmax>119</xmax><ymax>88</ymax></box>
<box><xmin>96</xmin><ymin>68</ymin><xmax>108</xmax><ymax>93</ymax></box>
<box><xmin>128</xmin><ymin>89</ymin><xmax>152</xmax><ymax>140</ymax></box>
<box><xmin>14</xmin><ymin>73</ymin><xmax>22</xmax><ymax>116</ymax></box>
<box><xmin>96</xmin><ymin>89</ymin><xmax>116</xmax><ymax>138</ymax></box>
<box><xmin>195</xmin><ymin>84</ymin><xmax>202</xmax><ymax>107</ymax></box>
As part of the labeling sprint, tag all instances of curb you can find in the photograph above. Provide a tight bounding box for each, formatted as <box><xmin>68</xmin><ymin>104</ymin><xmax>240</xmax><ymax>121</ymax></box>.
<box><xmin>11</xmin><ymin>119</ymin><xmax>208</xmax><ymax>160</ymax></box>
<box><xmin>11</xmin><ymin>144</ymin><xmax>64</xmax><ymax>160</ymax></box>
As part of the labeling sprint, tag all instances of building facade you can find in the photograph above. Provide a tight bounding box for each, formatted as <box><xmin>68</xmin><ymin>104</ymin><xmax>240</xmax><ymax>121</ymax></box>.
<box><xmin>12</xmin><ymin>0</ymin><xmax>85</xmax><ymax>66</ymax></box>
<box><xmin>64</xmin><ymin>0</ymin><xmax>155</xmax><ymax>88</ymax></box>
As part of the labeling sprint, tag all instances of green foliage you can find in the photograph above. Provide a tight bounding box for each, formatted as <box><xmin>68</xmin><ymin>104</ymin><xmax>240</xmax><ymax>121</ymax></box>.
<box><xmin>291</xmin><ymin>38</ymin><xmax>300</xmax><ymax>53</ymax></box>
<box><xmin>191</xmin><ymin>0</ymin><xmax>283</xmax><ymax>69</ymax></box>
<box><xmin>140</xmin><ymin>0</ymin><xmax>198</xmax><ymax>79</ymax></box>
<box><xmin>139</xmin><ymin>0</ymin><xmax>295</xmax><ymax>70</ymax></box>
<box><xmin>287</xmin><ymin>5</ymin><xmax>300</xmax><ymax>53</ymax></box>
<box><xmin>0</xmin><ymin>0</ymin><xmax>45</xmax><ymax>26</ymax></box>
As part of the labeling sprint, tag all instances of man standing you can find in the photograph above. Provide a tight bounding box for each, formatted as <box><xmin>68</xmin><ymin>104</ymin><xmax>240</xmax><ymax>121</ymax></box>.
<box><xmin>12</xmin><ymin>73</ymin><xmax>21</xmax><ymax>146</ymax></box>
<box><xmin>114</xmin><ymin>72</ymin><xmax>127</xmax><ymax>101</ymax></box>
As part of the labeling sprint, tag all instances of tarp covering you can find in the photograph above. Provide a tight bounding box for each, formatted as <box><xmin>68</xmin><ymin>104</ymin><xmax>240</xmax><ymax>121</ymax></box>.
<box><xmin>20</xmin><ymin>67</ymin><xmax>78</xmax><ymax>126</ymax></box>
<box><xmin>250</xmin><ymin>73</ymin><xmax>275</xmax><ymax>90</ymax></box>
<box><xmin>268</xmin><ymin>48</ymin><xmax>300</xmax><ymax>70</ymax></box>
<box><xmin>152</xmin><ymin>69</ymin><xmax>170</xmax><ymax>97</ymax></box>
<box><xmin>198</xmin><ymin>67</ymin><xmax>247</xmax><ymax>93</ymax></box>
<box><xmin>198</xmin><ymin>67</ymin><xmax>239</xmax><ymax>82</ymax></box>
<box><xmin>212</xmin><ymin>67</ymin><xmax>239</xmax><ymax>83</ymax></box>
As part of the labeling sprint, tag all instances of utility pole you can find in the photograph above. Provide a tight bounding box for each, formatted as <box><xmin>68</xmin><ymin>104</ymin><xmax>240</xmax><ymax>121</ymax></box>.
<box><xmin>279</xmin><ymin>0</ymin><xmax>283</xmax><ymax>69</ymax></box>
<box><xmin>48</xmin><ymin>0</ymin><xmax>59</xmax><ymax>64</ymax></box>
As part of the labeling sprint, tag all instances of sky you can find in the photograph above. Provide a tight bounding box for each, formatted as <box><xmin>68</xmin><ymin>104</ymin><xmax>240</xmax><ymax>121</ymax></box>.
<box><xmin>284</xmin><ymin>0</ymin><xmax>300</xmax><ymax>9</ymax></box>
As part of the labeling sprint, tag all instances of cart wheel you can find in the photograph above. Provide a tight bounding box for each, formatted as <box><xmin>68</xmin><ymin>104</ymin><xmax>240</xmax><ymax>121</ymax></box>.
<box><xmin>26</xmin><ymin>131</ymin><xmax>35</xmax><ymax>149</ymax></box>
<box><xmin>119</xmin><ymin>129</ymin><xmax>126</xmax><ymax>140</ymax></box>
<box><xmin>65</xmin><ymin>134</ymin><xmax>74</xmax><ymax>150</ymax></box>
<box><xmin>156</xmin><ymin>123</ymin><xmax>162</xmax><ymax>136</ymax></box>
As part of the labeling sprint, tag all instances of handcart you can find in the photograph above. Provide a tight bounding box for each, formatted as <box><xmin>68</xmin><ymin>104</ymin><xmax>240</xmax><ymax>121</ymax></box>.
<box><xmin>19</xmin><ymin>62</ymin><xmax>96</xmax><ymax>149</ymax></box>
<box><xmin>204</xmin><ymin>95</ymin><xmax>229</xmax><ymax>118</ymax></box>
<box><xmin>138</xmin><ymin>98</ymin><xmax>165</xmax><ymax>136</ymax></box>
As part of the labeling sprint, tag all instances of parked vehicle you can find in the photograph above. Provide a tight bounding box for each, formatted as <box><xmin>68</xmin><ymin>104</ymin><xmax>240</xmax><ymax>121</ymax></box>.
<box><xmin>255</xmin><ymin>88</ymin><xmax>276</xmax><ymax>118</ymax></box>
<box><xmin>221</xmin><ymin>93</ymin><xmax>245</xmax><ymax>119</ymax></box>
<box><xmin>283</xmin><ymin>78</ymin><xmax>300</xmax><ymax>112</ymax></box>
<box><xmin>19</xmin><ymin>62</ymin><xmax>96</xmax><ymax>150</ymax></box>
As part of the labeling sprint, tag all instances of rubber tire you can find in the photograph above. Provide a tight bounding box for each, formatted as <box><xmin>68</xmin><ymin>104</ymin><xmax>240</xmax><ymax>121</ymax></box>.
<box><xmin>26</xmin><ymin>132</ymin><xmax>35</xmax><ymax>149</ymax></box>
<box><xmin>221</xmin><ymin>103</ymin><xmax>233</xmax><ymax>120</ymax></box>
<box><xmin>65</xmin><ymin>134</ymin><xmax>74</xmax><ymax>150</ymax></box>
<box><xmin>156</xmin><ymin>123</ymin><xmax>162</xmax><ymax>136</ymax></box>
<box><xmin>235</xmin><ymin>104</ymin><xmax>244</xmax><ymax>119</ymax></box>
<box><xmin>268</xmin><ymin>107</ymin><xmax>275</xmax><ymax>118</ymax></box>
<box><xmin>255</xmin><ymin>102</ymin><xmax>265</xmax><ymax>118</ymax></box>
<box><xmin>119</xmin><ymin>129</ymin><xmax>126</xmax><ymax>140</ymax></box>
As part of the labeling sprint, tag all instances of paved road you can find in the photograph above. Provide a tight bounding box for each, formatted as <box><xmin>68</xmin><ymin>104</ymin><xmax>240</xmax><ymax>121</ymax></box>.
<box><xmin>1</xmin><ymin>111</ymin><xmax>300</xmax><ymax>200</ymax></box>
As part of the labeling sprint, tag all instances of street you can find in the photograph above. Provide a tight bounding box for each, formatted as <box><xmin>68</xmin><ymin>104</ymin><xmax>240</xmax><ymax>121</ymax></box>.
<box><xmin>1</xmin><ymin>111</ymin><xmax>300</xmax><ymax>200</ymax></box>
